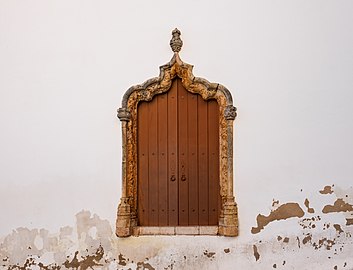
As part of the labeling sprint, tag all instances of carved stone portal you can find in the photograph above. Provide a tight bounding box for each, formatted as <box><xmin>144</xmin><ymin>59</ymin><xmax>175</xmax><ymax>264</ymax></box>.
<box><xmin>116</xmin><ymin>29</ymin><xmax>238</xmax><ymax>237</ymax></box>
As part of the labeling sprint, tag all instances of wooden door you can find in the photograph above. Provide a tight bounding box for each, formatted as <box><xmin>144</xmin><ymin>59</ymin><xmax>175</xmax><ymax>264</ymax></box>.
<box><xmin>137</xmin><ymin>78</ymin><xmax>220</xmax><ymax>226</ymax></box>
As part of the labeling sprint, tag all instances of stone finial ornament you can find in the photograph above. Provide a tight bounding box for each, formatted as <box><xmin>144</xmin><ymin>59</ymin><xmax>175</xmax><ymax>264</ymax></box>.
<box><xmin>170</xmin><ymin>28</ymin><xmax>183</xmax><ymax>53</ymax></box>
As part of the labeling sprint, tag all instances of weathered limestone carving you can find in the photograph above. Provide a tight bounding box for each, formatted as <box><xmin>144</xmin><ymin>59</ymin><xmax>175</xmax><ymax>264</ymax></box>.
<box><xmin>170</xmin><ymin>28</ymin><xmax>183</xmax><ymax>53</ymax></box>
<box><xmin>225</xmin><ymin>105</ymin><xmax>237</xmax><ymax>120</ymax></box>
<box><xmin>116</xmin><ymin>29</ymin><xmax>238</xmax><ymax>237</ymax></box>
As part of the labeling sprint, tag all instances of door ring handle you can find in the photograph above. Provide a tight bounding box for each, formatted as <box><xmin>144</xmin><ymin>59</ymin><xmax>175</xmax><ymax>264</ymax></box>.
<box><xmin>170</xmin><ymin>175</ymin><xmax>176</xmax><ymax>181</ymax></box>
<box><xmin>181</xmin><ymin>174</ymin><xmax>186</xmax><ymax>181</ymax></box>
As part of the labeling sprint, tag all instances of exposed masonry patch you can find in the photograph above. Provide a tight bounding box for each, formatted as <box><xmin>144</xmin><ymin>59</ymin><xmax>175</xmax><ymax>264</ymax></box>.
<box><xmin>320</xmin><ymin>185</ymin><xmax>334</xmax><ymax>194</ymax></box>
<box><xmin>63</xmin><ymin>246</ymin><xmax>104</xmax><ymax>270</ymax></box>
<box><xmin>346</xmin><ymin>218</ymin><xmax>353</xmax><ymax>226</ymax></box>
<box><xmin>1</xmin><ymin>185</ymin><xmax>353</xmax><ymax>269</ymax></box>
<box><xmin>322</xmin><ymin>199</ymin><xmax>353</xmax><ymax>214</ymax></box>
<box><xmin>252</xmin><ymin>245</ymin><xmax>260</xmax><ymax>261</ymax></box>
<box><xmin>251</xmin><ymin>202</ymin><xmax>305</xmax><ymax>234</ymax></box>
<box><xmin>304</xmin><ymin>198</ymin><xmax>315</xmax><ymax>213</ymax></box>
<box><xmin>334</xmin><ymin>224</ymin><xmax>344</xmax><ymax>234</ymax></box>
<box><xmin>247</xmin><ymin>185</ymin><xmax>353</xmax><ymax>268</ymax></box>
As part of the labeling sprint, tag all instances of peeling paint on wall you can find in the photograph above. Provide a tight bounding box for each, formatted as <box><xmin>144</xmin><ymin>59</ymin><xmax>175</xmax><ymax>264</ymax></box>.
<box><xmin>320</xmin><ymin>185</ymin><xmax>334</xmax><ymax>194</ymax></box>
<box><xmin>251</xmin><ymin>202</ymin><xmax>305</xmax><ymax>234</ymax></box>
<box><xmin>322</xmin><ymin>199</ymin><xmax>353</xmax><ymax>214</ymax></box>
<box><xmin>1</xmin><ymin>185</ymin><xmax>353</xmax><ymax>270</ymax></box>
<box><xmin>304</xmin><ymin>198</ymin><xmax>315</xmax><ymax>213</ymax></box>
<box><xmin>253</xmin><ymin>245</ymin><xmax>260</xmax><ymax>261</ymax></box>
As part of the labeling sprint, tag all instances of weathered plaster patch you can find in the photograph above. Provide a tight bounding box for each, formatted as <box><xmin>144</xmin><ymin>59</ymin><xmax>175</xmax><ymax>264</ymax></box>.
<box><xmin>320</xmin><ymin>185</ymin><xmax>334</xmax><ymax>194</ymax></box>
<box><xmin>203</xmin><ymin>250</ymin><xmax>216</xmax><ymax>258</ymax></box>
<box><xmin>322</xmin><ymin>198</ymin><xmax>353</xmax><ymax>214</ymax></box>
<box><xmin>63</xmin><ymin>246</ymin><xmax>104</xmax><ymax>270</ymax></box>
<box><xmin>136</xmin><ymin>261</ymin><xmax>155</xmax><ymax>270</ymax></box>
<box><xmin>118</xmin><ymin>253</ymin><xmax>127</xmax><ymax>266</ymax></box>
<box><xmin>346</xmin><ymin>218</ymin><xmax>353</xmax><ymax>226</ymax></box>
<box><xmin>304</xmin><ymin>198</ymin><xmax>315</xmax><ymax>213</ymax></box>
<box><xmin>252</xmin><ymin>245</ymin><xmax>260</xmax><ymax>261</ymax></box>
<box><xmin>2</xmin><ymin>185</ymin><xmax>353</xmax><ymax>270</ymax></box>
<box><xmin>251</xmin><ymin>202</ymin><xmax>305</xmax><ymax>234</ymax></box>
<box><xmin>334</xmin><ymin>224</ymin><xmax>344</xmax><ymax>234</ymax></box>
<box><xmin>299</xmin><ymin>216</ymin><xmax>320</xmax><ymax>229</ymax></box>
<box><xmin>302</xmin><ymin>233</ymin><xmax>312</xmax><ymax>245</ymax></box>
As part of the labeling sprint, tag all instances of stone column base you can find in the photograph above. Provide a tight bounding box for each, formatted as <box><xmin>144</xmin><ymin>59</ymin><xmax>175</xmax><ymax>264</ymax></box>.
<box><xmin>116</xmin><ymin>199</ymin><xmax>132</xmax><ymax>237</ymax></box>
<box><xmin>219</xmin><ymin>197</ymin><xmax>238</xmax><ymax>236</ymax></box>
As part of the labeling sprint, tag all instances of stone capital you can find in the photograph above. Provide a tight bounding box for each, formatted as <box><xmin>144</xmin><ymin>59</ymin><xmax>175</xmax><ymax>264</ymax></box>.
<box><xmin>224</xmin><ymin>105</ymin><xmax>237</xmax><ymax>120</ymax></box>
<box><xmin>117</xmin><ymin>108</ymin><xmax>131</xmax><ymax>122</ymax></box>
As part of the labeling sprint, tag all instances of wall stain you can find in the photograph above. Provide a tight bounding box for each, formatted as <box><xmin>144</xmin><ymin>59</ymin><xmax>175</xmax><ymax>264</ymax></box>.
<box><xmin>322</xmin><ymin>198</ymin><xmax>353</xmax><ymax>213</ymax></box>
<box><xmin>333</xmin><ymin>224</ymin><xmax>344</xmax><ymax>234</ymax></box>
<box><xmin>320</xmin><ymin>185</ymin><xmax>334</xmax><ymax>194</ymax></box>
<box><xmin>63</xmin><ymin>245</ymin><xmax>104</xmax><ymax>270</ymax></box>
<box><xmin>203</xmin><ymin>250</ymin><xmax>215</xmax><ymax>258</ymax></box>
<box><xmin>302</xmin><ymin>233</ymin><xmax>312</xmax><ymax>245</ymax></box>
<box><xmin>137</xmin><ymin>261</ymin><xmax>155</xmax><ymax>270</ymax></box>
<box><xmin>251</xmin><ymin>202</ymin><xmax>305</xmax><ymax>234</ymax></box>
<box><xmin>346</xmin><ymin>218</ymin><xmax>353</xmax><ymax>226</ymax></box>
<box><xmin>272</xmin><ymin>200</ymin><xmax>279</xmax><ymax>207</ymax></box>
<box><xmin>296</xmin><ymin>237</ymin><xmax>301</xmax><ymax>248</ymax></box>
<box><xmin>304</xmin><ymin>198</ymin><xmax>315</xmax><ymax>213</ymax></box>
<box><xmin>118</xmin><ymin>253</ymin><xmax>127</xmax><ymax>266</ymax></box>
<box><xmin>1</xmin><ymin>185</ymin><xmax>353</xmax><ymax>270</ymax></box>
<box><xmin>299</xmin><ymin>216</ymin><xmax>320</xmax><ymax>229</ymax></box>
<box><xmin>252</xmin><ymin>245</ymin><xmax>260</xmax><ymax>262</ymax></box>
<box><xmin>312</xmin><ymin>238</ymin><xmax>336</xmax><ymax>250</ymax></box>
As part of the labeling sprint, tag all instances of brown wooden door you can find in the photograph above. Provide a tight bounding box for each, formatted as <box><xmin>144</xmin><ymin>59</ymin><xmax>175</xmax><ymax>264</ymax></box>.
<box><xmin>137</xmin><ymin>78</ymin><xmax>220</xmax><ymax>226</ymax></box>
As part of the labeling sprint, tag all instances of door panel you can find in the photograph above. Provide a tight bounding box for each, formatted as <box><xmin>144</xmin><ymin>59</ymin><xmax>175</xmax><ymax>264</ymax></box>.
<box><xmin>167</xmin><ymin>80</ymin><xmax>178</xmax><ymax>225</ymax></box>
<box><xmin>187</xmin><ymin>91</ymin><xmax>199</xmax><ymax>225</ymax></box>
<box><xmin>148</xmin><ymin>96</ymin><xmax>159</xmax><ymax>226</ymax></box>
<box><xmin>178</xmin><ymin>79</ymin><xmax>189</xmax><ymax>225</ymax></box>
<box><xmin>208</xmin><ymin>100</ymin><xmax>220</xmax><ymax>225</ymax></box>
<box><xmin>137</xmin><ymin>101</ymin><xmax>149</xmax><ymax>226</ymax></box>
<box><xmin>197</xmin><ymin>96</ymin><xmax>209</xmax><ymax>225</ymax></box>
<box><xmin>137</xmin><ymin>78</ymin><xmax>220</xmax><ymax>226</ymax></box>
<box><xmin>157</xmin><ymin>94</ymin><xmax>168</xmax><ymax>226</ymax></box>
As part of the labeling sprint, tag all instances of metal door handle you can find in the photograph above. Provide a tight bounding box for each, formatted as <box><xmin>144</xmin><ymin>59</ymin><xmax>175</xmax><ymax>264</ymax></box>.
<box><xmin>181</xmin><ymin>174</ymin><xmax>186</xmax><ymax>181</ymax></box>
<box><xmin>170</xmin><ymin>175</ymin><xmax>176</xmax><ymax>181</ymax></box>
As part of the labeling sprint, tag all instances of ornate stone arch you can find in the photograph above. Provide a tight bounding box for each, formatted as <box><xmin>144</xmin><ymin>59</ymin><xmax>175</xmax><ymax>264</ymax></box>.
<box><xmin>116</xmin><ymin>29</ymin><xmax>238</xmax><ymax>237</ymax></box>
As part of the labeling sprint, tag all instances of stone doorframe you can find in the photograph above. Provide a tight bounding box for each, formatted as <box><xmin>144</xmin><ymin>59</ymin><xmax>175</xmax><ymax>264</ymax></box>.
<box><xmin>116</xmin><ymin>29</ymin><xmax>238</xmax><ymax>237</ymax></box>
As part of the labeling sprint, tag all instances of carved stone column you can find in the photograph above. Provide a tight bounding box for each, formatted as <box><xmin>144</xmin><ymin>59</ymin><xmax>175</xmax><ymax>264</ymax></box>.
<box><xmin>116</xmin><ymin>108</ymin><xmax>132</xmax><ymax>237</ymax></box>
<box><xmin>219</xmin><ymin>105</ymin><xmax>238</xmax><ymax>236</ymax></box>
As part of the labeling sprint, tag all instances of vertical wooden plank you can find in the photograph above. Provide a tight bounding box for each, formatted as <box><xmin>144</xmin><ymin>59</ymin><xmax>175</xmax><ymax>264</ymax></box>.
<box><xmin>187</xmin><ymin>91</ymin><xmax>199</xmax><ymax>225</ymax></box>
<box><xmin>177</xmin><ymin>79</ymin><xmax>189</xmax><ymax>225</ymax></box>
<box><xmin>148</xmin><ymin>98</ymin><xmax>158</xmax><ymax>225</ymax></box>
<box><xmin>167</xmin><ymin>79</ymin><xmax>178</xmax><ymax>225</ymax></box>
<box><xmin>198</xmin><ymin>95</ymin><xmax>209</xmax><ymax>225</ymax></box>
<box><xmin>137</xmin><ymin>101</ymin><xmax>149</xmax><ymax>226</ymax></box>
<box><xmin>157</xmin><ymin>94</ymin><xmax>168</xmax><ymax>226</ymax></box>
<box><xmin>208</xmin><ymin>100</ymin><xmax>220</xmax><ymax>225</ymax></box>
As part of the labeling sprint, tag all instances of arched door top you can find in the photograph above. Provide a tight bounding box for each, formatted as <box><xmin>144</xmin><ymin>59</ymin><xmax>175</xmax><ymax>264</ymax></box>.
<box><xmin>116</xmin><ymin>29</ymin><xmax>238</xmax><ymax>237</ymax></box>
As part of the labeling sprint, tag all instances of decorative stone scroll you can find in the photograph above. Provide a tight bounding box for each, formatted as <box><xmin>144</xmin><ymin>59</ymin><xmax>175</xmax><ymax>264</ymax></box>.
<box><xmin>116</xmin><ymin>29</ymin><xmax>238</xmax><ymax>237</ymax></box>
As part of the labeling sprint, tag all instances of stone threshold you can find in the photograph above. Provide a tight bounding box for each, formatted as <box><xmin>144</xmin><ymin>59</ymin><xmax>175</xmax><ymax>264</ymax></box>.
<box><xmin>132</xmin><ymin>226</ymin><xmax>218</xmax><ymax>236</ymax></box>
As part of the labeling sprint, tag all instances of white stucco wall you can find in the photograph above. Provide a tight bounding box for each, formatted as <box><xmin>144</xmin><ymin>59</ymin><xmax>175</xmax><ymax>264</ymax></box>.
<box><xmin>1</xmin><ymin>1</ymin><xmax>353</xmax><ymax>269</ymax></box>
